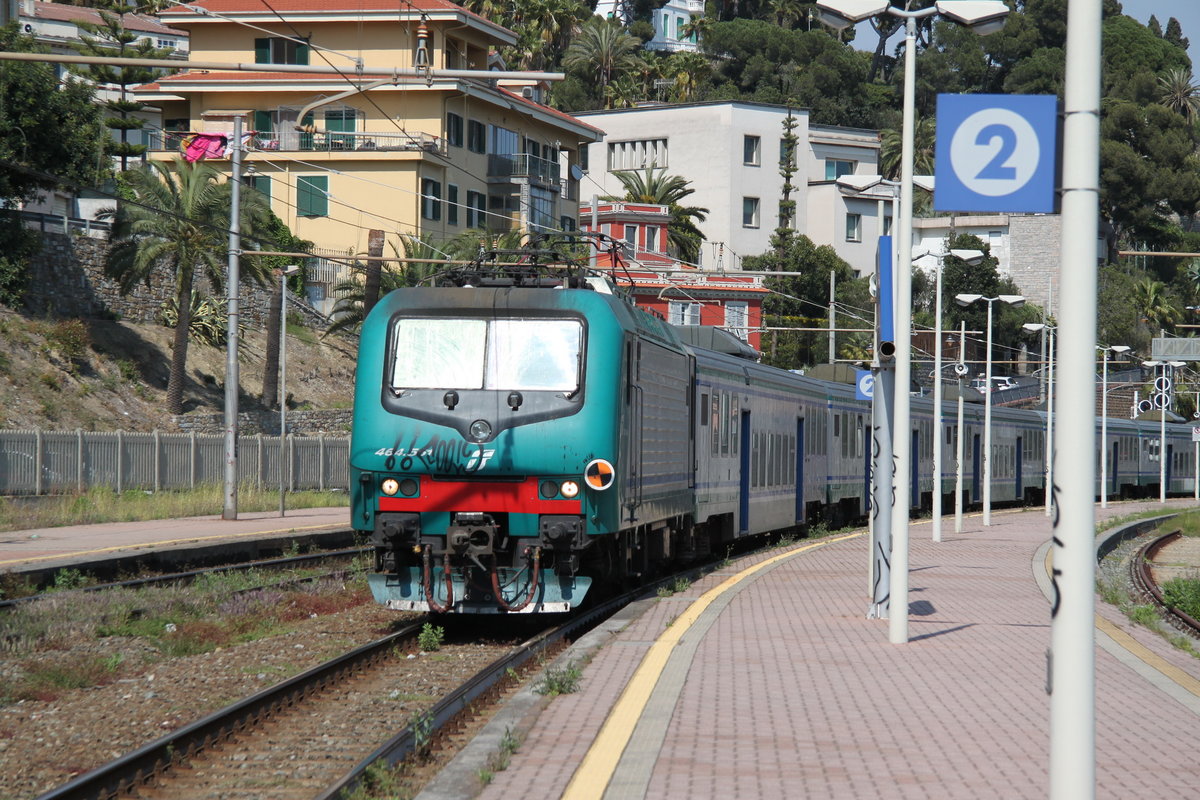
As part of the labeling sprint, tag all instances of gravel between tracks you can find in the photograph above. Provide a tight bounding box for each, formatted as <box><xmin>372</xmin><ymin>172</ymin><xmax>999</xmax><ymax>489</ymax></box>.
<box><xmin>0</xmin><ymin>603</ymin><xmax>497</xmax><ymax>800</ymax></box>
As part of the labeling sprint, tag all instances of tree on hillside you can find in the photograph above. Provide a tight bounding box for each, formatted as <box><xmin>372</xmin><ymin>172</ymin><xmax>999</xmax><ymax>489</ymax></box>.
<box><xmin>73</xmin><ymin>10</ymin><xmax>175</xmax><ymax>171</ymax></box>
<box><xmin>607</xmin><ymin>168</ymin><xmax>708</xmax><ymax>263</ymax></box>
<box><xmin>562</xmin><ymin>18</ymin><xmax>642</xmax><ymax>104</ymax></box>
<box><xmin>0</xmin><ymin>25</ymin><xmax>107</xmax><ymax>306</ymax></box>
<box><xmin>105</xmin><ymin>158</ymin><xmax>274</xmax><ymax>414</ymax></box>
<box><xmin>1158</xmin><ymin>67</ymin><xmax>1200</xmax><ymax>122</ymax></box>
<box><xmin>938</xmin><ymin>233</ymin><xmax>1042</xmax><ymax>357</ymax></box>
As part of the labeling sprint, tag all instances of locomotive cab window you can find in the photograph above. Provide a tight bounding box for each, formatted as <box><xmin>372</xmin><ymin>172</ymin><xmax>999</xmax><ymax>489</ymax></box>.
<box><xmin>390</xmin><ymin>317</ymin><xmax>582</xmax><ymax>392</ymax></box>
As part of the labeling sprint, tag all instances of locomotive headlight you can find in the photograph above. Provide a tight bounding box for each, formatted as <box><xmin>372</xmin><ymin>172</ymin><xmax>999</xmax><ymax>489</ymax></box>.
<box><xmin>540</xmin><ymin>480</ymin><xmax>560</xmax><ymax>499</ymax></box>
<box><xmin>399</xmin><ymin>478</ymin><xmax>419</xmax><ymax>497</ymax></box>
<box><xmin>469</xmin><ymin>419</ymin><xmax>492</xmax><ymax>441</ymax></box>
<box><xmin>560</xmin><ymin>480</ymin><xmax>580</xmax><ymax>498</ymax></box>
<box><xmin>380</xmin><ymin>478</ymin><xmax>400</xmax><ymax>496</ymax></box>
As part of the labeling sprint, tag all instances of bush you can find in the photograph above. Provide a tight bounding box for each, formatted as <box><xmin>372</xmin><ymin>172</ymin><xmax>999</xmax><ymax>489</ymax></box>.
<box><xmin>46</xmin><ymin>319</ymin><xmax>90</xmax><ymax>361</ymax></box>
<box><xmin>418</xmin><ymin>622</ymin><xmax>444</xmax><ymax>652</ymax></box>
<box><xmin>1161</xmin><ymin>577</ymin><xmax>1200</xmax><ymax>619</ymax></box>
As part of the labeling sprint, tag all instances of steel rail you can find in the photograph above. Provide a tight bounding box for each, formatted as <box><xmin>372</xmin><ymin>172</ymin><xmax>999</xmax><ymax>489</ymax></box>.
<box><xmin>1</xmin><ymin>545</ymin><xmax>367</xmax><ymax>610</ymax></box>
<box><xmin>34</xmin><ymin>619</ymin><xmax>426</xmax><ymax>800</ymax></box>
<box><xmin>1132</xmin><ymin>530</ymin><xmax>1200</xmax><ymax>638</ymax></box>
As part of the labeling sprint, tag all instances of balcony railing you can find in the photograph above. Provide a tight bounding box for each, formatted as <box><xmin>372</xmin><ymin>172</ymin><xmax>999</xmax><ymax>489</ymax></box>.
<box><xmin>149</xmin><ymin>130</ymin><xmax>446</xmax><ymax>156</ymax></box>
<box><xmin>487</xmin><ymin>153</ymin><xmax>561</xmax><ymax>187</ymax></box>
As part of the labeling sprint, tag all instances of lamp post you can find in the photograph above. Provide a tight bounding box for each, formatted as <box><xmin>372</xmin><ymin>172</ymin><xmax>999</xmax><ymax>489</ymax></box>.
<box><xmin>1024</xmin><ymin>323</ymin><xmax>1056</xmax><ymax>517</ymax></box>
<box><xmin>958</xmin><ymin>293</ymin><xmax>1025</xmax><ymax>525</ymax></box>
<box><xmin>1095</xmin><ymin>344</ymin><xmax>1130</xmax><ymax>508</ymax></box>
<box><xmin>919</xmin><ymin>248</ymin><xmax>984</xmax><ymax>543</ymax></box>
<box><xmin>818</xmin><ymin>0</ymin><xmax>1009</xmax><ymax>645</ymax></box>
<box><xmin>1143</xmin><ymin>359</ymin><xmax>1185</xmax><ymax>503</ymax></box>
<box><xmin>279</xmin><ymin>265</ymin><xmax>301</xmax><ymax>517</ymax></box>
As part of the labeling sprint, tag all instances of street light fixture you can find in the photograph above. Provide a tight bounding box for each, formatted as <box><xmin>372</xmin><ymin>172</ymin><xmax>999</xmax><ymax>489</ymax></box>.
<box><xmin>1096</xmin><ymin>344</ymin><xmax>1130</xmax><ymax>508</ymax></box>
<box><xmin>1143</xmin><ymin>359</ymin><xmax>1185</xmax><ymax>503</ymax></box>
<box><xmin>279</xmin><ymin>264</ymin><xmax>301</xmax><ymax>517</ymax></box>
<box><xmin>959</xmin><ymin>293</ymin><xmax>1025</xmax><ymax>525</ymax></box>
<box><xmin>1024</xmin><ymin>323</ymin><xmax>1060</xmax><ymax>516</ymax></box>
<box><xmin>919</xmin><ymin>249</ymin><xmax>984</xmax><ymax>543</ymax></box>
<box><xmin>819</xmin><ymin>0</ymin><xmax>1009</xmax><ymax>646</ymax></box>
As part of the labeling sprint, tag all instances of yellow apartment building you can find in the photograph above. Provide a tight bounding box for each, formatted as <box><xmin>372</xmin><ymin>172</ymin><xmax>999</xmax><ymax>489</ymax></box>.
<box><xmin>135</xmin><ymin>0</ymin><xmax>602</xmax><ymax>261</ymax></box>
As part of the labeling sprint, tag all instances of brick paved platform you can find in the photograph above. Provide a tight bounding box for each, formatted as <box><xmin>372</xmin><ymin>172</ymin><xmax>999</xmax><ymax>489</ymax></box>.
<box><xmin>426</xmin><ymin>500</ymin><xmax>1200</xmax><ymax>800</ymax></box>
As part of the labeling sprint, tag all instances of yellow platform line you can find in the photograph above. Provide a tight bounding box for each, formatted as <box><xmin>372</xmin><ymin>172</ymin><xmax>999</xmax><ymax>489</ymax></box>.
<box><xmin>1094</xmin><ymin>613</ymin><xmax>1200</xmax><ymax>696</ymax></box>
<box><xmin>0</xmin><ymin>521</ymin><xmax>345</xmax><ymax>568</ymax></box>
<box><xmin>562</xmin><ymin>531</ymin><xmax>862</xmax><ymax>800</ymax></box>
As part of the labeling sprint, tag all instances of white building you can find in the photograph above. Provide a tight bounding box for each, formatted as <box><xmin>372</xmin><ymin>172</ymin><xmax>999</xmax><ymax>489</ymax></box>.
<box><xmin>645</xmin><ymin>0</ymin><xmax>703</xmax><ymax>53</ymax></box>
<box><xmin>575</xmin><ymin>101</ymin><xmax>881</xmax><ymax>274</ymax></box>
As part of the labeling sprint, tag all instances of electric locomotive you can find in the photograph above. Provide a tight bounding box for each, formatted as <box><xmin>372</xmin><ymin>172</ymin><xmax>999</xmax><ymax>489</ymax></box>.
<box><xmin>351</xmin><ymin>259</ymin><xmax>697</xmax><ymax>613</ymax></box>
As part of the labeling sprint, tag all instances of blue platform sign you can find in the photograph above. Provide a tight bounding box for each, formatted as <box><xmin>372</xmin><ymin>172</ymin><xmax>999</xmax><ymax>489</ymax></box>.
<box><xmin>856</xmin><ymin>370</ymin><xmax>874</xmax><ymax>400</ymax></box>
<box><xmin>934</xmin><ymin>94</ymin><xmax>1058</xmax><ymax>213</ymax></box>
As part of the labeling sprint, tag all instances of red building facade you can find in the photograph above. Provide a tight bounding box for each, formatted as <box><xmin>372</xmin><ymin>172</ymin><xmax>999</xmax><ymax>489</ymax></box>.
<box><xmin>579</xmin><ymin>201</ymin><xmax>767</xmax><ymax>351</ymax></box>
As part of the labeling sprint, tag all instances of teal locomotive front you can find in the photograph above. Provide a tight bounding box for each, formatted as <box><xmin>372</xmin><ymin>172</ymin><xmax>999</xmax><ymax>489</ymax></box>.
<box><xmin>351</xmin><ymin>285</ymin><xmax>637</xmax><ymax>613</ymax></box>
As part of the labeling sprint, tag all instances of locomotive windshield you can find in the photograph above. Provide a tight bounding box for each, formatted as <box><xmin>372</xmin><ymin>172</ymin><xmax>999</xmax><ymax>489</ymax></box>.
<box><xmin>390</xmin><ymin>317</ymin><xmax>583</xmax><ymax>392</ymax></box>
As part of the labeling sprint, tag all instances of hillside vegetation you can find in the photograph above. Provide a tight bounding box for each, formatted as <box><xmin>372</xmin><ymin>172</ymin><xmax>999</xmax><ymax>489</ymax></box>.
<box><xmin>0</xmin><ymin>309</ymin><xmax>358</xmax><ymax>432</ymax></box>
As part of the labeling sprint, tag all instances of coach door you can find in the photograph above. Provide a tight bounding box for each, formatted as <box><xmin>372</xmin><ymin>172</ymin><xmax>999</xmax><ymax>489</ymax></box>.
<box><xmin>1166</xmin><ymin>444</ymin><xmax>1175</xmax><ymax>491</ymax></box>
<box><xmin>1015</xmin><ymin>436</ymin><xmax>1023</xmax><ymax>499</ymax></box>
<box><xmin>1112</xmin><ymin>440</ymin><xmax>1120</xmax><ymax>493</ymax></box>
<box><xmin>911</xmin><ymin>428</ymin><xmax>920</xmax><ymax>508</ymax></box>
<box><xmin>795</xmin><ymin>417</ymin><xmax>805</xmax><ymax>523</ymax></box>
<box><xmin>739</xmin><ymin>411</ymin><xmax>751</xmax><ymax>534</ymax></box>
<box><xmin>972</xmin><ymin>433</ymin><xmax>982</xmax><ymax>503</ymax></box>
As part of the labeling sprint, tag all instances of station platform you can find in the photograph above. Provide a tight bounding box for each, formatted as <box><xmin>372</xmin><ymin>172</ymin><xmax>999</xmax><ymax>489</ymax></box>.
<box><xmin>0</xmin><ymin>506</ymin><xmax>353</xmax><ymax>583</ymax></box>
<box><xmin>423</xmin><ymin>500</ymin><xmax>1200</xmax><ymax>800</ymax></box>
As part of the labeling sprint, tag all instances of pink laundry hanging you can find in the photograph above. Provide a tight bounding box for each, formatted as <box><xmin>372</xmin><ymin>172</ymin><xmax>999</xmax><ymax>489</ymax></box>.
<box><xmin>184</xmin><ymin>133</ymin><xmax>228</xmax><ymax>162</ymax></box>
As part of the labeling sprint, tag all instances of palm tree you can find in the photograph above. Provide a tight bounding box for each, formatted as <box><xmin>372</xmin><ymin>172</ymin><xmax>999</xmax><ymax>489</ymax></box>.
<box><xmin>106</xmin><ymin>157</ymin><xmax>273</xmax><ymax>413</ymax></box>
<box><xmin>880</xmin><ymin>115</ymin><xmax>936</xmax><ymax>180</ymax></box>
<box><xmin>562</xmin><ymin>18</ymin><xmax>642</xmax><ymax>94</ymax></box>
<box><xmin>608</xmin><ymin>168</ymin><xmax>709</xmax><ymax>263</ymax></box>
<box><xmin>1158</xmin><ymin>67</ymin><xmax>1200</xmax><ymax>122</ymax></box>
<box><xmin>667</xmin><ymin>51</ymin><xmax>710</xmax><ymax>102</ymax></box>
<box><xmin>1132</xmin><ymin>277</ymin><xmax>1181</xmax><ymax>333</ymax></box>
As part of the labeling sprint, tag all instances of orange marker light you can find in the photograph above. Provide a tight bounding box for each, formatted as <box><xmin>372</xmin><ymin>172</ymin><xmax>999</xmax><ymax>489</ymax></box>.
<box><xmin>584</xmin><ymin>459</ymin><xmax>615</xmax><ymax>491</ymax></box>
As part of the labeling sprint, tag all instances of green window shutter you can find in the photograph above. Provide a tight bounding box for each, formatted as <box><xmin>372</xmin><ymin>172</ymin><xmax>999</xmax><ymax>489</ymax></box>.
<box><xmin>447</xmin><ymin>184</ymin><xmax>458</xmax><ymax>225</ymax></box>
<box><xmin>255</xmin><ymin>38</ymin><xmax>270</xmax><ymax>63</ymax></box>
<box><xmin>251</xmin><ymin>175</ymin><xmax>271</xmax><ymax>200</ymax></box>
<box><xmin>296</xmin><ymin>40</ymin><xmax>309</xmax><ymax>65</ymax></box>
<box><xmin>253</xmin><ymin>110</ymin><xmax>273</xmax><ymax>134</ymax></box>
<box><xmin>297</xmin><ymin>175</ymin><xmax>328</xmax><ymax>217</ymax></box>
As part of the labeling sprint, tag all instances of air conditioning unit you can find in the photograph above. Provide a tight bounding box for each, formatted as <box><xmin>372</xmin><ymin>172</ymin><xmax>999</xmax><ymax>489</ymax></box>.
<box><xmin>521</xmin><ymin>86</ymin><xmax>536</xmax><ymax>101</ymax></box>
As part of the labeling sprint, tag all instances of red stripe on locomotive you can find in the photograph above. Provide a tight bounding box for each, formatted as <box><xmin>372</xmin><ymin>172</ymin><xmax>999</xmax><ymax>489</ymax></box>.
<box><xmin>378</xmin><ymin>477</ymin><xmax>582</xmax><ymax>514</ymax></box>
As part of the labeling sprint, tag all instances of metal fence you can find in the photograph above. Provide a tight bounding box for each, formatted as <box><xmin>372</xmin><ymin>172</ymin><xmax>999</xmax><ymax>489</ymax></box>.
<box><xmin>0</xmin><ymin>430</ymin><xmax>350</xmax><ymax>496</ymax></box>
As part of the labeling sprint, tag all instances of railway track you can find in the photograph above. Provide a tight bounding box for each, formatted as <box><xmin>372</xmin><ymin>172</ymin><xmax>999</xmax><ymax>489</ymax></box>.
<box><xmin>31</xmin><ymin>568</ymin><xmax>664</xmax><ymax>800</ymax></box>
<box><xmin>1130</xmin><ymin>530</ymin><xmax>1200</xmax><ymax>640</ymax></box>
<box><xmin>1</xmin><ymin>547</ymin><xmax>369</xmax><ymax>611</ymax></box>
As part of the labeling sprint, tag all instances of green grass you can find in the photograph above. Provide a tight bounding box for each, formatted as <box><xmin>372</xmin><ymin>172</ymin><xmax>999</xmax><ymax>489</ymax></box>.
<box><xmin>0</xmin><ymin>484</ymin><xmax>348</xmax><ymax>532</ymax></box>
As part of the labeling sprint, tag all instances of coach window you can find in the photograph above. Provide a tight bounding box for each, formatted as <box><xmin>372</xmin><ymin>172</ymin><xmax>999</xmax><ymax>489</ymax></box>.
<box><xmin>731</xmin><ymin>395</ymin><xmax>739</xmax><ymax>454</ymax></box>
<box><xmin>721</xmin><ymin>393</ymin><xmax>730</xmax><ymax>455</ymax></box>
<box><xmin>856</xmin><ymin>414</ymin><xmax>864</xmax><ymax>458</ymax></box>
<box><xmin>700</xmin><ymin>393</ymin><xmax>709</xmax><ymax>425</ymax></box>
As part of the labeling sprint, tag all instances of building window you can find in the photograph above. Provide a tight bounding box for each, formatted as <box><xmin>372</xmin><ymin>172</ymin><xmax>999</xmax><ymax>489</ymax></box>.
<box><xmin>296</xmin><ymin>175</ymin><xmax>328</xmax><ymax>217</ymax></box>
<box><xmin>624</xmin><ymin>224</ymin><xmax>637</xmax><ymax>249</ymax></box>
<box><xmin>446</xmin><ymin>112</ymin><xmax>464</xmax><ymax>148</ymax></box>
<box><xmin>490</xmin><ymin>125</ymin><xmax>519</xmax><ymax>157</ymax></box>
<box><xmin>560</xmin><ymin>215</ymin><xmax>577</xmax><ymax>231</ymax></box>
<box><xmin>466</xmin><ymin>190</ymin><xmax>487</xmax><ymax>228</ymax></box>
<box><xmin>825</xmin><ymin>159</ymin><xmax>855</xmax><ymax>180</ymax></box>
<box><xmin>743</xmin><ymin>135</ymin><xmax>760</xmax><ymax>166</ymax></box>
<box><xmin>255</xmin><ymin>37</ymin><xmax>309</xmax><ymax>65</ymax></box>
<box><xmin>246</xmin><ymin>174</ymin><xmax>271</xmax><ymax>200</ymax></box>
<box><xmin>421</xmin><ymin>178</ymin><xmax>442</xmax><ymax>221</ymax></box>
<box><xmin>779</xmin><ymin>138</ymin><xmax>795</xmax><ymax>168</ymax></box>
<box><xmin>579</xmin><ymin>146</ymin><xmax>589</xmax><ymax>172</ymax></box>
<box><xmin>742</xmin><ymin>197</ymin><xmax>760</xmax><ymax>228</ymax></box>
<box><xmin>645</xmin><ymin>225</ymin><xmax>659</xmax><ymax>252</ymax></box>
<box><xmin>883</xmin><ymin>215</ymin><xmax>893</xmax><ymax>235</ymax></box>
<box><xmin>669</xmin><ymin>301</ymin><xmax>701</xmax><ymax>326</ymax></box>
<box><xmin>531</xmin><ymin>186</ymin><xmax>555</xmax><ymax>232</ymax></box>
<box><xmin>607</xmin><ymin>138</ymin><xmax>668</xmax><ymax>171</ymax></box>
<box><xmin>777</xmin><ymin>201</ymin><xmax>795</xmax><ymax>231</ymax></box>
<box><xmin>846</xmin><ymin>213</ymin><xmax>862</xmax><ymax>242</ymax></box>
<box><xmin>157</xmin><ymin>38</ymin><xmax>176</xmax><ymax>50</ymax></box>
<box><xmin>447</xmin><ymin>184</ymin><xmax>459</xmax><ymax>225</ymax></box>
<box><xmin>467</xmin><ymin>120</ymin><xmax>486</xmax><ymax>153</ymax></box>
<box><xmin>725</xmin><ymin>301</ymin><xmax>749</xmax><ymax>341</ymax></box>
